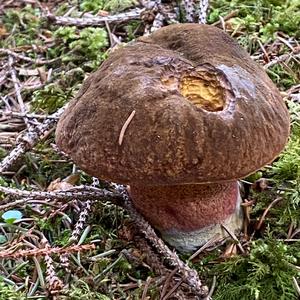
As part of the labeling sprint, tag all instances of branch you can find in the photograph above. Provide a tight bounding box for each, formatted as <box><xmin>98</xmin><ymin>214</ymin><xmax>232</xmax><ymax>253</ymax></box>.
<box><xmin>0</xmin><ymin>48</ymin><xmax>60</xmax><ymax>65</ymax></box>
<box><xmin>0</xmin><ymin>243</ymin><xmax>95</xmax><ymax>259</ymax></box>
<box><xmin>0</xmin><ymin>105</ymin><xmax>66</xmax><ymax>174</ymax></box>
<box><xmin>0</xmin><ymin>185</ymin><xmax>123</xmax><ymax>205</ymax></box>
<box><xmin>46</xmin><ymin>8</ymin><xmax>144</xmax><ymax>27</ymax></box>
<box><xmin>264</xmin><ymin>52</ymin><xmax>300</xmax><ymax>69</ymax></box>
<box><xmin>198</xmin><ymin>0</ymin><xmax>209</xmax><ymax>24</ymax></box>
<box><xmin>182</xmin><ymin>0</ymin><xmax>195</xmax><ymax>23</ymax></box>
<box><xmin>0</xmin><ymin>110</ymin><xmax>59</xmax><ymax>120</ymax></box>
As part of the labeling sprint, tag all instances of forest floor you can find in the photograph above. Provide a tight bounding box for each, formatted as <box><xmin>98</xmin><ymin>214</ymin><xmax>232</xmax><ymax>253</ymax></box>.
<box><xmin>0</xmin><ymin>0</ymin><xmax>299</xmax><ymax>299</ymax></box>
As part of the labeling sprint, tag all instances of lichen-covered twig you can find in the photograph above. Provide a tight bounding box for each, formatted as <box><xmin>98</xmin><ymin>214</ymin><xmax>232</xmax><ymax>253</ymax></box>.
<box><xmin>8</xmin><ymin>55</ymin><xmax>27</xmax><ymax>116</ymax></box>
<box><xmin>60</xmin><ymin>200</ymin><xmax>93</xmax><ymax>270</ymax></box>
<box><xmin>183</xmin><ymin>0</ymin><xmax>195</xmax><ymax>22</ymax></box>
<box><xmin>182</xmin><ymin>0</ymin><xmax>209</xmax><ymax>24</ymax></box>
<box><xmin>0</xmin><ymin>185</ymin><xmax>123</xmax><ymax>204</ymax></box>
<box><xmin>0</xmin><ymin>105</ymin><xmax>66</xmax><ymax>174</ymax></box>
<box><xmin>264</xmin><ymin>52</ymin><xmax>300</xmax><ymax>69</ymax></box>
<box><xmin>0</xmin><ymin>110</ymin><xmax>59</xmax><ymax>120</ymax></box>
<box><xmin>70</xmin><ymin>200</ymin><xmax>92</xmax><ymax>241</ymax></box>
<box><xmin>0</xmin><ymin>243</ymin><xmax>95</xmax><ymax>259</ymax></box>
<box><xmin>198</xmin><ymin>0</ymin><xmax>209</xmax><ymax>24</ymax></box>
<box><xmin>142</xmin><ymin>1</ymin><xmax>178</xmax><ymax>34</ymax></box>
<box><xmin>0</xmin><ymin>48</ymin><xmax>60</xmax><ymax>65</ymax></box>
<box><xmin>41</xmin><ymin>237</ymin><xmax>64</xmax><ymax>293</ymax></box>
<box><xmin>46</xmin><ymin>8</ymin><xmax>144</xmax><ymax>27</ymax></box>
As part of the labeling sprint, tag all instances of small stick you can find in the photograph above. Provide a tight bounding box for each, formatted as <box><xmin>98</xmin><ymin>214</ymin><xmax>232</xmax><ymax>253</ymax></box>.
<box><xmin>205</xmin><ymin>275</ymin><xmax>216</xmax><ymax>300</ymax></box>
<box><xmin>151</xmin><ymin>13</ymin><xmax>165</xmax><ymax>32</ymax></box>
<box><xmin>221</xmin><ymin>224</ymin><xmax>245</xmax><ymax>254</ymax></box>
<box><xmin>293</xmin><ymin>277</ymin><xmax>300</xmax><ymax>296</ymax></box>
<box><xmin>46</xmin><ymin>8</ymin><xmax>144</xmax><ymax>27</ymax></box>
<box><xmin>160</xmin><ymin>267</ymin><xmax>179</xmax><ymax>299</ymax></box>
<box><xmin>0</xmin><ymin>49</ymin><xmax>60</xmax><ymax>65</ymax></box>
<box><xmin>161</xmin><ymin>279</ymin><xmax>183</xmax><ymax>300</ymax></box>
<box><xmin>0</xmin><ymin>105</ymin><xmax>66</xmax><ymax>173</ymax></box>
<box><xmin>212</xmin><ymin>10</ymin><xmax>239</xmax><ymax>26</ymax></box>
<box><xmin>118</xmin><ymin>110</ymin><xmax>136</xmax><ymax>146</ymax></box>
<box><xmin>0</xmin><ymin>243</ymin><xmax>95</xmax><ymax>259</ymax></box>
<box><xmin>0</xmin><ymin>110</ymin><xmax>59</xmax><ymax>120</ymax></box>
<box><xmin>141</xmin><ymin>276</ymin><xmax>152</xmax><ymax>300</ymax></box>
<box><xmin>105</xmin><ymin>20</ymin><xmax>115</xmax><ymax>48</ymax></box>
<box><xmin>8</xmin><ymin>56</ymin><xmax>26</xmax><ymax>114</ymax></box>
<box><xmin>198</xmin><ymin>0</ymin><xmax>209</xmax><ymax>24</ymax></box>
<box><xmin>0</xmin><ymin>185</ymin><xmax>123</xmax><ymax>204</ymax></box>
<box><xmin>264</xmin><ymin>52</ymin><xmax>300</xmax><ymax>69</ymax></box>
<box><xmin>183</xmin><ymin>0</ymin><xmax>195</xmax><ymax>23</ymax></box>
<box><xmin>188</xmin><ymin>236</ymin><xmax>221</xmax><ymax>261</ymax></box>
<box><xmin>257</xmin><ymin>39</ymin><xmax>270</xmax><ymax>63</ymax></box>
<box><xmin>276</xmin><ymin>36</ymin><xmax>295</xmax><ymax>52</ymax></box>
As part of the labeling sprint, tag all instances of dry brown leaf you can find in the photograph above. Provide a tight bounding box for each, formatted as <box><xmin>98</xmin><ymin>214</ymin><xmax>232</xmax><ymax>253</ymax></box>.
<box><xmin>37</xmin><ymin>66</ymin><xmax>47</xmax><ymax>83</ymax></box>
<box><xmin>0</xmin><ymin>25</ymin><xmax>8</xmax><ymax>38</ymax></box>
<box><xmin>22</xmin><ymin>76</ymin><xmax>42</xmax><ymax>89</ymax></box>
<box><xmin>223</xmin><ymin>243</ymin><xmax>237</xmax><ymax>258</ymax></box>
<box><xmin>97</xmin><ymin>10</ymin><xmax>109</xmax><ymax>16</ymax></box>
<box><xmin>47</xmin><ymin>178</ymin><xmax>73</xmax><ymax>191</ymax></box>
<box><xmin>47</xmin><ymin>174</ymin><xmax>80</xmax><ymax>191</ymax></box>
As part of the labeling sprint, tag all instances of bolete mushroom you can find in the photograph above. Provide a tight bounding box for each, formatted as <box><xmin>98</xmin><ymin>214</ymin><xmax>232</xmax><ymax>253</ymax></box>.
<box><xmin>55</xmin><ymin>24</ymin><xmax>290</xmax><ymax>252</ymax></box>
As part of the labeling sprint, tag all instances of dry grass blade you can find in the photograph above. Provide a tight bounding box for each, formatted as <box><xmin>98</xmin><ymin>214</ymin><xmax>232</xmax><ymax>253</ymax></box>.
<box><xmin>160</xmin><ymin>267</ymin><xmax>179</xmax><ymax>299</ymax></box>
<box><xmin>256</xmin><ymin>197</ymin><xmax>283</xmax><ymax>231</ymax></box>
<box><xmin>292</xmin><ymin>277</ymin><xmax>300</xmax><ymax>296</ymax></box>
<box><xmin>221</xmin><ymin>224</ymin><xmax>245</xmax><ymax>254</ymax></box>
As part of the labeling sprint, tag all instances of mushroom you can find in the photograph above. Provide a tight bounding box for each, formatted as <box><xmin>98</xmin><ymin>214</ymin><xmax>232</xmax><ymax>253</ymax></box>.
<box><xmin>55</xmin><ymin>24</ymin><xmax>290</xmax><ymax>252</ymax></box>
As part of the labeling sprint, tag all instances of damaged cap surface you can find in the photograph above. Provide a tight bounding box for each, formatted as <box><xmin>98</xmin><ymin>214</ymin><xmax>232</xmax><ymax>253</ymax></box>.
<box><xmin>55</xmin><ymin>24</ymin><xmax>290</xmax><ymax>185</ymax></box>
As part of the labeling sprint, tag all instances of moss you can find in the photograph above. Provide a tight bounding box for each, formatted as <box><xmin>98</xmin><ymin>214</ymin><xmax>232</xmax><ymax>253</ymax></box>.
<box><xmin>1</xmin><ymin>5</ymin><xmax>42</xmax><ymax>47</ymax></box>
<box><xmin>208</xmin><ymin>0</ymin><xmax>300</xmax><ymax>47</ymax></box>
<box><xmin>0</xmin><ymin>280</ymin><xmax>26</xmax><ymax>300</ymax></box>
<box><xmin>210</xmin><ymin>238</ymin><xmax>300</xmax><ymax>300</ymax></box>
<box><xmin>80</xmin><ymin>0</ymin><xmax>137</xmax><ymax>13</ymax></box>
<box><xmin>52</xmin><ymin>26</ymin><xmax>108</xmax><ymax>70</ymax></box>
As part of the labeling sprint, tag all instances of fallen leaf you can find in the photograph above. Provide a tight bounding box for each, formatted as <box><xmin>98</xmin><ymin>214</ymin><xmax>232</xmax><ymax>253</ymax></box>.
<box><xmin>223</xmin><ymin>243</ymin><xmax>237</xmax><ymax>258</ymax></box>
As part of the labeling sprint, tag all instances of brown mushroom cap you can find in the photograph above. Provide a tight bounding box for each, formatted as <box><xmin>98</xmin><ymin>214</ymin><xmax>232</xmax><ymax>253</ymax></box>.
<box><xmin>55</xmin><ymin>24</ymin><xmax>290</xmax><ymax>186</ymax></box>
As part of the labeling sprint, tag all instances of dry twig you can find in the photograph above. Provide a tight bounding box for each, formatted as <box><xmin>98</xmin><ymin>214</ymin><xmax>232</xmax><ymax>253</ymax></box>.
<box><xmin>198</xmin><ymin>0</ymin><xmax>209</xmax><ymax>24</ymax></box>
<box><xmin>264</xmin><ymin>52</ymin><xmax>300</xmax><ymax>69</ymax></box>
<box><xmin>41</xmin><ymin>237</ymin><xmax>64</xmax><ymax>293</ymax></box>
<box><xmin>46</xmin><ymin>8</ymin><xmax>144</xmax><ymax>27</ymax></box>
<box><xmin>0</xmin><ymin>105</ymin><xmax>66</xmax><ymax>174</ymax></box>
<box><xmin>0</xmin><ymin>243</ymin><xmax>95</xmax><ymax>259</ymax></box>
<box><xmin>8</xmin><ymin>55</ymin><xmax>27</xmax><ymax>115</ymax></box>
<box><xmin>183</xmin><ymin>0</ymin><xmax>195</xmax><ymax>22</ymax></box>
<box><xmin>0</xmin><ymin>48</ymin><xmax>60</xmax><ymax>65</ymax></box>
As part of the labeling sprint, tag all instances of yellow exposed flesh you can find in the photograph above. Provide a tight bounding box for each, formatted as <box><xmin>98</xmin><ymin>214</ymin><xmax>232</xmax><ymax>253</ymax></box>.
<box><xmin>179</xmin><ymin>76</ymin><xmax>225</xmax><ymax>112</ymax></box>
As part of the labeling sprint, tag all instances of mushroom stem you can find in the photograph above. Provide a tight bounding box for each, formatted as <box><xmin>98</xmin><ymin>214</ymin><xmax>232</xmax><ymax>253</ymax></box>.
<box><xmin>129</xmin><ymin>181</ymin><xmax>243</xmax><ymax>252</ymax></box>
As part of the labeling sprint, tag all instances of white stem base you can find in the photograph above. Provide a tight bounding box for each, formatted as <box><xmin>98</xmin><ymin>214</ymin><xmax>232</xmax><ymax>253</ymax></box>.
<box><xmin>161</xmin><ymin>193</ymin><xmax>243</xmax><ymax>253</ymax></box>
